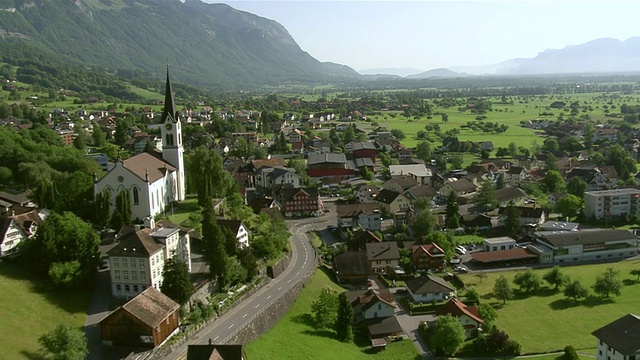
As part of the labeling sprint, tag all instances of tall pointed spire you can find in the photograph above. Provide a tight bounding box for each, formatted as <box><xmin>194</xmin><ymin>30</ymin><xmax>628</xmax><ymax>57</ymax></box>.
<box><xmin>161</xmin><ymin>65</ymin><xmax>177</xmax><ymax>123</ymax></box>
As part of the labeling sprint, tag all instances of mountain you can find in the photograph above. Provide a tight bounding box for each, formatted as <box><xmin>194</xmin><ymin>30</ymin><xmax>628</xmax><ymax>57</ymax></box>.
<box><xmin>0</xmin><ymin>0</ymin><xmax>360</xmax><ymax>88</ymax></box>
<box><xmin>358</xmin><ymin>67</ymin><xmax>424</xmax><ymax>77</ymax></box>
<box><xmin>406</xmin><ymin>68</ymin><xmax>466</xmax><ymax>79</ymax></box>
<box><xmin>450</xmin><ymin>58</ymin><xmax>529</xmax><ymax>75</ymax></box>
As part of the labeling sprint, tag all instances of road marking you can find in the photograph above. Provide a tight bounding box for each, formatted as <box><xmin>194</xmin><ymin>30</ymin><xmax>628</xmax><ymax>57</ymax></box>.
<box><xmin>287</xmin><ymin>279</ymin><xmax>291</xmax><ymax>283</ymax></box>
<box><xmin>267</xmin><ymin>295</ymin><xmax>272</xmax><ymax>299</ymax></box>
<box><xmin>242</xmin><ymin>313</ymin><xmax>248</xmax><ymax>318</ymax></box>
<box><xmin>255</xmin><ymin>304</ymin><xmax>260</xmax><ymax>308</ymax></box>
<box><xmin>296</xmin><ymin>271</ymin><xmax>299</xmax><ymax>276</ymax></box>
<box><xmin>278</xmin><ymin>287</ymin><xmax>282</xmax><ymax>291</ymax></box>
<box><xmin>213</xmin><ymin>336</ymin><xmax>219</xmax><ymax>342</ymax></box>
<box><xmin>228</xmin><ymin>324</ymin><xmax>234</xmax><ymax>330</ymax></box>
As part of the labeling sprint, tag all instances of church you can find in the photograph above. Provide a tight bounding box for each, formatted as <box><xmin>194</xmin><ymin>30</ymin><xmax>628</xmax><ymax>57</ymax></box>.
<box><xmin>94</xmin><ymin>68</ymin><xmax>186</xmax><ymax>222</ymax></box>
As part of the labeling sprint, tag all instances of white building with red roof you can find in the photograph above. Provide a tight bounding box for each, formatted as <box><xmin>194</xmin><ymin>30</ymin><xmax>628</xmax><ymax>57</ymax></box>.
<box><xmin>435</xmin><ymin>298</ymin><xmax>484</xmax><ymax>338</ymax></box>
<box><xmin>94</xmin><ymin>68</ymin><xmax>185</xmax><ymax>222</ymax></box>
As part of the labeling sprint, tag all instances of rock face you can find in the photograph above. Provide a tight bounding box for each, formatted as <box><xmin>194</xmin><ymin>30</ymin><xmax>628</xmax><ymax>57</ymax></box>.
<box><xmin>0</xmin><ymin>0</ymin><xmax>359</xmax><ymax>87</ymax></box>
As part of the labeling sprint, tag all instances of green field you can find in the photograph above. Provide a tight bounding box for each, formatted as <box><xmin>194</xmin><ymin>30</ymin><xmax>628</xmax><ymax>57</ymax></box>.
<box><xmin>245</xmin><ymin>269</ymin><xmax>420</xmax><ymax>360</ymax></box>
<box><xmin>458</xmin><ymin>259</ymin><xmax>640</xmax><ymax>354</ymax></box>
<box><xmin>0</xmin><ymin>262</ymin><xmax>92</xmax><ymax>358</ymax></box>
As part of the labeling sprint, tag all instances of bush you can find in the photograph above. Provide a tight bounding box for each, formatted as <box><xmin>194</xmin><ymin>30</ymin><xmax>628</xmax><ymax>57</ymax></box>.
<box><xmin>562</xmin><ymin>346</ymin><xmax>580</xmax><ymax>360</ymax></box>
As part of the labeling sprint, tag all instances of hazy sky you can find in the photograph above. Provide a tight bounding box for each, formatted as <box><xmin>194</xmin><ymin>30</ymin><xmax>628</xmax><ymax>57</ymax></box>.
<box><xmin>209</xmin><ymin>1</ymin><xmax>640</xmax><ymax>72</ymax></box>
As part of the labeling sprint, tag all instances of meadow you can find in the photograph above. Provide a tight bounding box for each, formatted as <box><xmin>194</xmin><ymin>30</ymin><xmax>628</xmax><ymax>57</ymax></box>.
<box><xmin>0</xmin><ymin>261</ymin><xmax>92</xmax><ymax>358</ymax></box>
<box><xmin>458</xmin><ymin>259</ymin><xmax>640</xmax><ymax>354</ymax></box>
<box><xmin>245</xmin><ymin>269</ymin><xmax>420</xmax><ymax>360</ymax></box>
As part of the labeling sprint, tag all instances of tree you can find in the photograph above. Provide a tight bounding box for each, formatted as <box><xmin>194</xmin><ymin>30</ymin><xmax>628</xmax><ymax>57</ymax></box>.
<box><xmin>73</xmin><ymin>129</ymin><xmax>87</xmax><ymax>151</ymax></box>
<box><xmin>630</xmin><ymin>268</ymin><xmax>640</xmax><ymax>283</ymax></box>
<box><xmin>475</xmin><ymin>180</ymin><xmax>498</xmax><ymax>212</ymax></box>
<box><xmin>161</xmin><ymin>258</ymin><xmax>194</xmax><ymax>305</ymax></box>
<box><xmin>202</xmin><ymin>202</ymin><xmax>228</xmax><ymax>289</ymax></box>
<box><xmin>564</xmin><ymin>279</ymin><xmax>589</xmax><ymax>301</ymax></box>
<box><xmin>476</xmin><ymin>271</ymin><xmax>487</xmax><ymax>283</ymax></box>
<box><xmin>94</xmin><ymin>189</ymin><xmax>111</xmax><ymax>229</ymax></box>
<box><xmin>495</xmin><ymin>173</ymin><xmax>505</xmax><ymax>190</ymax></box>
<box><xmin>605</xmin><ymin>144</ymin><xmax>637</xmax><ymax>181</ymax></box>
<box><xmin>186</xmin><ymin>146</ymin><xmax>234</xmax><ymax>207</ymax></box>
<box><xmin>391</xmin><ymin>129</ymin><xmax>405</xmax><ymax>140</ymax></box>
<box><xmin>542</xmin><ymin>170</ymin><xmax>565</xmax><ymax>194</ymax></box>
<box><xmin>38</xmin><ymin>324</ymin><xmax>88</xmax><ymax>360</ymax></box>
<box><xmin>593</xmin><ymin>267</ymin><xmax>622</xmax><ymax>298</ymax></box>
<box><xmin>465</xmin><ymin>287</ymin><xmax>479</xmax><ymax>305</ymax></box>
<box><xmin>415</xmin><ymin>141</ymin><xmax>432</xmax><ymax>163</ymax></box>
<box><xmin>445</xmin><ymin>191</ymin><xmax>461</xmax><ymax>229</ymax></box>
<box><xmin>114</xmin><ymin>118</ymin><xmax>130</xmax><ymax>146</ymax></box>
<box><xmin>513</xmin><ymin>270</ymin><xmax>541</xmax><ymax>293</ymax></box>
<box><xmin>449</xmin><ymin>154</ymin><xmax>464</xmax><ymax>170</ymax></box>
<box><xmin>556</xmin><ymin>194</ymin><xmax>582</xmax><ymax>219</ymax></box>
<box><xmin>311</xmin><ymin>288</ymin><xmax>338</xmax><ymax>330</ymax></box>
<box><xmin>566</xmin><ymin>177</ymin><xmax>587</xmax><ymax>199</ymax></box>
<box><xmin>507</xmin><ymin>142</ymin><xmax>518</xmax><ymax>157</ymax></box>
<box><xmin>478</xmin><ymin>303</ymin><xmax>497</xmax><ymax>328</ymax></box>
<box><xmin>431</xmin><ymin>314</ymin><xmax>465</xmax><ymax>356</ymax></box>
<box><xmin>335</xmin><ymin>292</ymin><xmax>354</xmax><ymax>342</ymax></box>
<box><xmin>412</xmin><ymin>209</ymin><xmax>436</xmax><ymax>240</ymax></box>
<box><xmin>503</xmin><ymin>202</ymin><xmax>521</xmax><ymax>237</ymax></box>
<box><xmin>21</xmin><ymin>212</ymin><xmax>100</xmax><ymax>287</ymax></box>
<box><xmin>543</xmin><ymin>266</ymin><xmax>568</xmax><ymax>290</ymax></box>
<box><xmin>92</xmin><ymin>126</ymin><xmax>106</xmax><ymax>147</ymax></box>
<box><xmin>543</xmin><ymin>138</ymin><xmax>560</xmax><ymax>153</ymax></box>
<box><xmin>360</xmin><ymin>166</ymin><xmax>374</xmax><ymax>180</ymax></box>
<box><xmin>111</xmin><ymin>189</ymin><xmax>132</xmax><ymax>230</ymax></box>
<box><xmin>441</xmin><ymin>113</ymin><xmax>449</xmax><ymax>123</ymax></box>
<box><xmin>493</xmin><ymin>275</ymin><xmax>513</xmax><ymax>304</ymax></box>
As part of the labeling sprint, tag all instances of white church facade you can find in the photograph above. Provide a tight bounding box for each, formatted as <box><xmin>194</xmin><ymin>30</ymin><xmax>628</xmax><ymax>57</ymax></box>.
<box><xmin>94</xmin><ymin>68</ymin><xmax>186</xmax><ymax>222</ymax></box>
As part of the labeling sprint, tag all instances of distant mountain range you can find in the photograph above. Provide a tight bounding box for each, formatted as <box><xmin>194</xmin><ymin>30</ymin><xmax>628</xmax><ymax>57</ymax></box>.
<box><xmin>1</xmin><ymin>0</ymin><xmax>640</xmax><ymax>88</ymax></box>
<box><xmin>364</xmin><ymin>37</ymin><xmax>640</xmax><ymax>78</ymax></box>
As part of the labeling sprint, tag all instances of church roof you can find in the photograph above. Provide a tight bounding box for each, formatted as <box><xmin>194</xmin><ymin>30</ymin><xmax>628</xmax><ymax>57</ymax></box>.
<box><xmin>123</xmin><ymin>152</ymin><xmax>176</xmax><ymax>183</ymax></box>
<box><xmin>161</xmin><ymin>66</ymin><xmax>178</xmax><ymax>124</ymax></box>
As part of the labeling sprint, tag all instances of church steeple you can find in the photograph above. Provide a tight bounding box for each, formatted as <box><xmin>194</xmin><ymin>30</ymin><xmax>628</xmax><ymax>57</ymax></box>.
<box><xmin>161</xmin><ymin>65</ymin><xmax>178</xmax><ymax>124</ymax></box>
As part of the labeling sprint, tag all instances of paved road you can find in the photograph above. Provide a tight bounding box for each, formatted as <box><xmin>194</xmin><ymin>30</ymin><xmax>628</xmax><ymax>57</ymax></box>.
<box><xmin>164</xmin><ymin>218</ymin><xmax>318</xmax><ymax>360</ymax></box>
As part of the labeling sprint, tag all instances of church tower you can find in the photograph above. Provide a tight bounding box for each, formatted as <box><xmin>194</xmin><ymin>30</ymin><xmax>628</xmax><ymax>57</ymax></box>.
<box><xmin>160</xmin><ymin>67</ymin><xmax>186</xmax><ymax>201</ymax></box>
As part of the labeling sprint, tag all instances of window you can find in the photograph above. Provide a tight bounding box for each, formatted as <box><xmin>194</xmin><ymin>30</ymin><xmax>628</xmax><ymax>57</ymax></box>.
<box><xmin>132</xmin><ymin>187</ymin><xmax>139</xmax><ymax>205</ymax></box>
<box><xmin>133</xmin><ymin>285</ymin><xmax>138</xmax><ymax>293</ymax></box>
<box><xmin>113</xmin><ymin>258</ymin><xmax>119</xmax><ymax>267</ymax></box>
<box><xmin>131</xmin><ymin>260</ymin><xmax>136</xmax><ymax>268</ymax></box>
<box><xmin>7</xmin><ymin>231</ymin><xmax>19</xmax><ymax>238</ymax></box>
<box><xmin>123</xmin><ymin>271</ymin><xmax>129</xmax><ymax>280</ymax></box>
<box><xmin>122</xmin><ymin>259</ymin><xmax>127</xmax><ymax>268</ymax></box>
<box><xmin>115</xmin><ymin>284</ymin><xmax>121</xmax><ymax>292</ymax></box>
<box><xmin>140</xmin><ymin>272</ymin><xmax>146</xmax><ymax>281</ymax></box>
<box><xmin>115</xmin><ymin>270</ymin><xmax>120</xmax><ymax>280</ymax></box>
<box><xmin>139</xmin><ymin>259</ymin><xmax>145</xmax><ymax>268</ymax></box>
<box><xmin>132</xmin><ymin>272</ymin><xmax>137</xmax><ymax>281</ymax></box>
<box><xmin>124</xmin><ymin>284</ymin><xmax>130</xmax><ymax>292</ymax></box>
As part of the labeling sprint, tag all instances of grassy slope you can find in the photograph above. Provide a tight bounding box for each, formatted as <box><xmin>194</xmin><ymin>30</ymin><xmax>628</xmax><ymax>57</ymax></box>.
<box><xmin>0</xmin><ymin>262</ymin><xmax>91</xmax><ymax>358</ymax></box>
<box><xmin>459</xmin><ymin>259</ymin><xmax>640</xmax><ymax>354</ymax></box>
<box><xmin>246</xmin><ymin>269</ymin><xmax>419</xmax><ymax>360</ymax></box>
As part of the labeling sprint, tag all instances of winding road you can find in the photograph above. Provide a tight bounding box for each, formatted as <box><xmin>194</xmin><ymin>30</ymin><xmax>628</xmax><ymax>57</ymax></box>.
<box><xmin>164</xmin><ymin>218</ymin><xmax>318</xmax><ymax>360</ymax></box>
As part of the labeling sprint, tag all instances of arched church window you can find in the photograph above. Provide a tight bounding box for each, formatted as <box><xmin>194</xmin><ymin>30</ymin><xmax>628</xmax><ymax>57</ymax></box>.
<box><xmin>132</xmin><ymin>187</ymin><xmax>139</xmax><ymax>205</ymax></box>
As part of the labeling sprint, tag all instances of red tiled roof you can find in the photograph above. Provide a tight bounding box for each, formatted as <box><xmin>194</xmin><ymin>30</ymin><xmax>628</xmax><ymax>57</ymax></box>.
<box><xmin>436</xmin><ymin>298</ymin><xmax>484</xmax><ymax>325</ymax></box>
<box><xmin>471</xmin><ymin>248</ymin><xmax>537</xmax><ymax>263</ymax></box>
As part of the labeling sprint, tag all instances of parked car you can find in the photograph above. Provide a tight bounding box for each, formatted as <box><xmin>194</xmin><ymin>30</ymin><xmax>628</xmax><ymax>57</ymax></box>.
<box><xmin>455</xmin><ymin>266</ymin><xmax>468</xmax><ymax>273</ymax></box>
<box><xmin>455</xmin><ymin>246</ymin><xmax>467</xmax><ymax>255</ymax></box>
<box><xmin>450</xmin><ymin>258</ymin><xmax>461</xmax><ymax>265</ymax></box>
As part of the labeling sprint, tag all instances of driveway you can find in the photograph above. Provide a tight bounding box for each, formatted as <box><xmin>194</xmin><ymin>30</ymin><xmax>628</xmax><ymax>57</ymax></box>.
<box><xmin>394</xmin><ymin>293</ymin><xmax>435</xmax><ymax>360</ymax></box>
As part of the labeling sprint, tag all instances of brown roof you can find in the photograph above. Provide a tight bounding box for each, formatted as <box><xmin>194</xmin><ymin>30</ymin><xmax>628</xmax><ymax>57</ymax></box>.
<box><xmin>122</xmin><ymin>152</ymin><xmax>176</xmax><ymax>183</ymax></box>
<box><xmin>494</xmin><ymin>186</ymin><xmax>527</xmax><ymax>203</ymax></box>
<box><xmin>447</xmin><ymin>178</ymin><xmax>477</xmax><ymax>193</ymax></box>
<box><xmin>347</xmin><ymin>289</ymin><xmax>395</xmax><ymax>311</ymax></box>
<box><xmin>187</xmin><ymin>345</ymin><xmax>245</xmax><ymax>360</ymax></box>
<box><xmin>435</xmin><ymin>298</ymin><xmax>484</xmax><ymax>324</ymax></box>
<box><xmin>366</xmin><ymin>242</ymin><xmax>400</xmax><ymax>261</ymax></box>
<box><xmin>334</xmin><ymin>251</ymin><xmax>369</xmax><ymax>276</ymax></box>
<box><xmin>405</xmin><ymin>274</ymin><xmax>455</xmax><ymax>295</ymax></box>
<box><xmin>411</xmin><ymin>242</ymin><xmax>445</xmax><ymax>263</ymax></box>
<box><xmin>107</xmin><ymin>228</ymin><xmax>164</xmax><ymax>257</ymax></box>
<box><xmin>336</xmin><ymin>203</ymin><xmax>380</xmax><ymax>218</ymax></box>
<box><xmin>591</xmin><ymin>314</ymin><xmax>640</xmax><ymax>355</ymax></box>
<box><xmin>470</xmin><ymin>247</ymin><xmax>537</xmax><ymax>263</ymax></box>
<box><xmin>0</xmin><ymin>208</ymin><xmax>44</xmax><ymax>240</ymax></box>
<box><xmin>251</xmin><ymin>158</ymin><xmax>286</xmax><ymax>169</ymax></box>
<box><xmin>366</xmin><ymin>316</ymin><xmax>403</xmax><ymax>337</ymax></box>
<box><xmin>120</xmin><ymin>287</ymin><xmax>179</xmax><ymax>328</ymax></box>
<box><xmin>387</xmin><ymin>175</ymin><xmax>419</xmax><ymax>190</ymax></box>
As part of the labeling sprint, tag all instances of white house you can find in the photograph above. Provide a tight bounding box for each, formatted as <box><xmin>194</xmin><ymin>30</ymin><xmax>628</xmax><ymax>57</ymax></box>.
<box><xmin>347</xmin><ymin>289</ymin><xmax>395</xmax><ymax>321</ymax></box>
<box><xmin>218</xmin><ymin>220</ymin><xmax>250</xmax><ymax>249</ymax></box>
<box><xmin>254</xmin><ymin>166</ymin><xmax>301</xmax><ymax>192</ymax></box>
<box><xmin>404</xmin><ymin>274</ymin><xmax>456</xmax><ymax>303</ymax></box>
<box><xmin>107</xmin><ymin>225</ymin><xmax>191</xmax><ymax>299</ymax></box>
<box><xmin>483</xmin><ymin>237</ymin><xmax>517</xmax><ymax>252</ymax></box>
<box><xmin>94</xmin><ymin>69</ymin><xmax>185</xmax><ymax>222</ymax></box>
<box><xmin>336</xmin><ymin>203</ymin><xmax>381</xmax><ymax>232</ymax></box>
<box><xmin>0</xmin><ymin>208</ymin><xmax>47</xmax><ymax>257</ymax></box>
<box><xmin>389</xmin><ymin>164</ymin><xmax>432</xmax><ymax>186</ymax></box>
<box><xmin>592</xmin><ymin>313</ymin><xmax>640</xmax><ymax>360</ymax></box>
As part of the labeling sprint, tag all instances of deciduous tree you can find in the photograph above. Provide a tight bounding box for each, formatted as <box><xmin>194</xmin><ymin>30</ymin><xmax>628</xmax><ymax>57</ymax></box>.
<box><xmin>593</xmin><ymin>267</ymin><xmax>622</xmax><ymax>298</ymax></box>
<box><xmin>556</xmin><ymin>194</ymin><xmax>582</xmax><ymax>219</ymax></box>
<box><xmin>566</xmin><ymin>176</ymin><xmax>587</xmax><ymax>199</ymax></box>
<box><xmin>475</xmin><ymin>180</ymin><xmax>498</xmax><ymax>212</ymax></box>
<box><xmin>478</xmin><ymin>303</ymin><xmax>497</xmax><ymax>328</ymax></box>
<box><xmin>431</xmin><ymin>314</ymin><xmax>465</xmax><ymax>356</ymax></box>
<box><xmin>513</xmin><ymin>270</ymin><xmax>540</xmax><ymax>294</ymax></box>
<box><xmin>493</xmin><ymin>275</ymin><xmax>513</xmax><ymax>304</ymax></box>
<box><xmin>38</xmin><ymin>324</ymin><xmax>88</xmax><ymax>360</ymax></box>
<box><xmin>564</xmin><ymin>279</ymin><xmax>589</xmax><ymax>301</ymax></box>
<box><xmin>202</xmin><ymin>202</ymin><xmax>229</xmax><ymax>289</ymax></box>
<box><xmin>543</xmin><ymin>266</ymin><xmax>567</xmax><ymax>290</ymax></box>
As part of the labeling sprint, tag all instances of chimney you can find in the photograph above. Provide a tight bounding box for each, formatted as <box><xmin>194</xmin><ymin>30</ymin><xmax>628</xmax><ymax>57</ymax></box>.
<box><xmin>144</xmin><ymin>215</ymin><xmax>155</xmax><ymax>230</ymax></box>
<box><xmin>145</xmin><ymin>170</ymin><xmax>149</xmax><ymax>182</ymax></box>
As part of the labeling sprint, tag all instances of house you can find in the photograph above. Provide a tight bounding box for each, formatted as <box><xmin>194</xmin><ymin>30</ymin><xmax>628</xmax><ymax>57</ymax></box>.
<box><xmin>347</xmin><ymin>288</ymin><xmax>395</xmax><ymax>321</ymax></box>
<box><xmin>307</xmin><ymin>153</ymin><xmax>355</xmax><ymax>179</ymax></box>
<box><xmin>591</xmin><ymin>313</ymin><xmax>640</xmax><ymax>360</ymax></box>
<box><xmin>350</xmin><ymin>141</ymin><xmax>377</xmax><ymax>162</ymax></box>
<box><xmin>461</xmin><ymin>213</ymin><xmax>496</xmax><ymax>231</ymax></box>
<box><xmin>383</xmin><ymin>176</ymin><xmax>419</xmax><ymax>193</ymax></box>
<box><xmin>367</xmin><ymin>317</ymin><xmax>404</xmax><ymax>346</ymax></box>
<box><xmin>217</xmin><ymin>220</ymin><xmax>250</xmax><ymax>249</ymax></box>
<box><xmin>494</xmin><ymin>187</ymin><xmax>528</xmax><ymax>207</ymax></box>
<box><xmin>503</xmin><ymin>166</ymin><xmax>528</xmax><ymax>183</ymax></box>
<box><xmin>0</xmin><ymin>191</ymin><xmax>34</xmax><ymax>208</ymax></box>
<box><xmin>94</xmin><ymin>70</ymin><xmax>185</xmax><ymax>222</ymax></box>
<box><xmin>584</xmin><ymin>188</ymin><xmax>640</xmax><ymax>220</ymax></box>
<box><xmin>336</xmin><ymin>203</ymin><xmax>381</xmax><ymax>231</ymax></box>
<box><xmin>404</xmin><ymin>185</ymin><xmax>437</xmax><ymax>205</ymax></box>
<box><xmin>100</xmin><ymin>287</ymin><xmax>179</xmax><ymax>348</ymax></box>
<box><xmin>186</xmin><ymin>345</ymin><xmax>247</xmax><ymax>360</ymax></box>
<box><xmin>333</xmin><ymin>251</ymin><xmax>369</xmax><ymax>285</ymax></box>
<box><xmin>389</xmin><ymin>164</ymin><xmax>432</xmax><ymax>186</ymax></box>
<box><xmin>366</xmin><ymin>242</ymin><xmax>400</xmax><ymax>273</ymax></box>
<box><xmin>375</xmin><ymin>189</ymin><xmax>410</xmax><ymax>215</ymax></box>
<box><xmin>404</xmin><ymin>274</ymin><xmax>456</xmax><ymax>303</ymax></box>
<box><xmin>354</xmin><ymin>183</ymin><xmax>380</xmax><ymax>203</ymax></box>
<box><xmin>350</xmin><ymin>229</ymin><xmax>382</xmax><ymax>250</ymax></box>
<box><xmin>435</xmin><ymin>298</ymin><xmax>484</xmax><ymax>338</ymax></box>
<box><xmin>107</xmin><ymin>225</ymin><xmax>191</xmax><ymax>299</ymax></box>
<box><xmin>439</xmin><ymin>179</ymin><xmax>477</xmax><ymax>197</ymax></box>
<box><xmin>482</xmin><ymin>236</ymin><xmax>517</xmax><ymax>252</ymax></box>
<box><xmin>272</xmin><ymin>185</ymin><xmax>321</xmax><ymax>218</ymax></box>
<box><xmin>593</xmin><ymin>128</ymin><xmax>618</xmax><ymax>142</ymax></box>
<box><xmin>530</xmin><ymin>229</ymin><xmax>638</xmax><ymax>264</ymax></box>
<box><xmin>498</xmin><ymin>206</ymin><xmax>546</xmax><ymax>226</ymax></box>
<box><xmin>253</xmin><ymin>166</ymin><xmax>301</xmax><ymax>193</ymax></box>
<box><xmin>411</xmin><ymin>242</ymin><xmax>446</xmax><ymax>271</ymax></box>
<box><xmin>0</xmin><ymin>208</ymin><xmax>47</xmax><ymax>257</ymax></box>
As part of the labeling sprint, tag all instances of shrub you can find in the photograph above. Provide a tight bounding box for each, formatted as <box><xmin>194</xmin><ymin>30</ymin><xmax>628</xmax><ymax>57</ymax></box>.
<box><xmin>562</xmin><ymin>345</ymin><xmax>580</xmax><ymax>360</ymax></box>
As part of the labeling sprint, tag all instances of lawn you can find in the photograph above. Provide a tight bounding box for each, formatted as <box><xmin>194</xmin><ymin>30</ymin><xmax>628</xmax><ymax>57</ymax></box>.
<box><xmin>0</xmin><ymin>261</ymin><xmax>92</xmax><ymax>358</ymax></box>
<box><xmin>245</xmin><ymin>269</ymin><xmax>420</xmax><ymax>360</ymax></box>
<box><xmin>166</xmin><ymin>196</ymin><xmax>200</xmax><ymax>225</ymax></box>
<box><xmin>458</xmin><ymin>259</ymin><xmax>640</xmax><ymax>354</ymax></box>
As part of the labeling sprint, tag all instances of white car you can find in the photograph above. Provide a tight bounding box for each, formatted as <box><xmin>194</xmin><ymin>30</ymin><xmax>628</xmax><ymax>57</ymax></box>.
<box><xmin>455</xmin><ymin>246</ymin><xmax>467</xmax><ymax>255</ymax></box>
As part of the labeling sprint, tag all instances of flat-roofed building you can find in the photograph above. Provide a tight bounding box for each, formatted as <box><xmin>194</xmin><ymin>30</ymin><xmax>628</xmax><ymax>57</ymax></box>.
<box><xmin>482</xmin><ymin>236</ymin><xmax>517</xmax><ymax>252</ymax></box>
<box><xmin>584</xmin><ymin>188</ymin><xmax>640</xmax><ymax>220</ymax></box>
